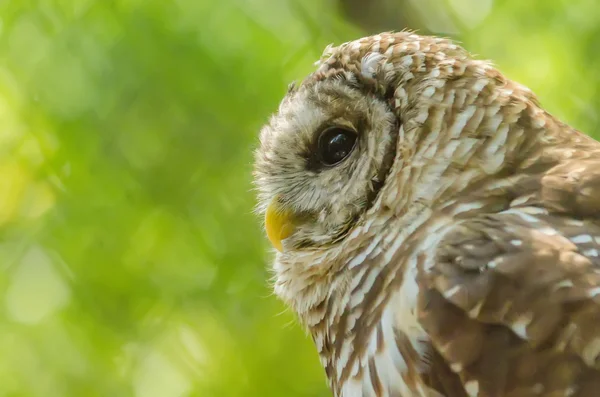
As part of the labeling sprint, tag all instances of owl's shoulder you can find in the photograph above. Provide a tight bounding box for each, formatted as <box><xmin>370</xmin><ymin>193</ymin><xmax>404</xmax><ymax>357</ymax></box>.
<box><xmin>416</xmin><ymin>193</ymin><xmax>600</xmax><ymax>396</ymax></box>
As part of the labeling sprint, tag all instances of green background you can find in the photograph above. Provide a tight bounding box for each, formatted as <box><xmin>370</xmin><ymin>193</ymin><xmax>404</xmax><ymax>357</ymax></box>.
<box><xmin>0</xmin><ymin>1</ymin><xmax>598</xmax><ymax>396</ymax></box>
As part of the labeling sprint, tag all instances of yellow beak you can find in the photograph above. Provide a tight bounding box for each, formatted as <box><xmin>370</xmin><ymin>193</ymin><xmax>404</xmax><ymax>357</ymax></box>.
<box><xmin>265</xmin><ymin>198</ymin><xmax>296</xmax><ymax>252</ymax></box>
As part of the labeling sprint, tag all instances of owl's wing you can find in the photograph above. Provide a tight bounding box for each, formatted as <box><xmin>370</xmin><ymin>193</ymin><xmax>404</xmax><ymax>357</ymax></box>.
<box><xmin>418</xmin><ymin>160</ymin><xmax>600</xmax><ymax>397</ymax></box>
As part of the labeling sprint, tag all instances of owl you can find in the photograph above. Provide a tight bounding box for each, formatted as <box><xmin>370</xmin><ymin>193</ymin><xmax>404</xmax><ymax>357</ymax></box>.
<box><xmin>253</xmin><ymin>32</ymin><xmax>600</xmax><ymax>397</ymax></box>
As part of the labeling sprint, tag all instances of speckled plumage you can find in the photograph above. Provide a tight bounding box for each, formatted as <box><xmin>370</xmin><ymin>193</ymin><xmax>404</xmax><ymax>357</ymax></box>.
<box><xmin>254</xmin><ymin>32</ymin><xmax>600</xmax><ymax>397</ymax></box>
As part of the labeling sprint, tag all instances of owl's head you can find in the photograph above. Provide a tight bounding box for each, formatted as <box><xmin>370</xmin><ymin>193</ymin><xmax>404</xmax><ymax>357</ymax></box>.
<box><xmin>254</xmin><ymin>32</ymin><xmax>542</xmax><ymax>307</ymax></box>
<box><xmin>256</xmin><ymin>33</ymin><xmax>471</xmax><ymax>250</ymax></box>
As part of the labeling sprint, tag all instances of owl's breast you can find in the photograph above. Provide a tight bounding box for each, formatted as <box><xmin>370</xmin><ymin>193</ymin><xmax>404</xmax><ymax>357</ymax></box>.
<box><xmin>313</xmin><ymin>209</ymin><xmax>459</xmax><ymax>397</ymax></box>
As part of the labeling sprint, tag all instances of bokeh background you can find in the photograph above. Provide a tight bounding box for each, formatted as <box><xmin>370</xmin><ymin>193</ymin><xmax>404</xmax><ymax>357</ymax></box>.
<box><xmin>0</xmin><ymin>0</ymin><xmax>599</xmax><ymax>396</ymax></box>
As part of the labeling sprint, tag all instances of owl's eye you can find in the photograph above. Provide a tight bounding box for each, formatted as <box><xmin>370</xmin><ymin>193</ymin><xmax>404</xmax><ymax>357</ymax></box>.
<box><xmin>318</xmin><ymin>127</ymin><xmax>358</xmax><ymax>166</ymax></box>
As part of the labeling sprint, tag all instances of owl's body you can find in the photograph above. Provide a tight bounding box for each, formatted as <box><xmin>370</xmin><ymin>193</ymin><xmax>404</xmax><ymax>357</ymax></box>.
<box><xmin>254</xmin><ymin>32</ymin><xmax>600</xmax><ymax>397</ymax></box>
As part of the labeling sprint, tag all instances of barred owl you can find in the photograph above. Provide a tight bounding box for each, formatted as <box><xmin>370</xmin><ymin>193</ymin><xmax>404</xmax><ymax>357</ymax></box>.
<box><xmin>253</xmin><ymin>32</ymin><xmax>600</xmax><ymax>397</ymax></box>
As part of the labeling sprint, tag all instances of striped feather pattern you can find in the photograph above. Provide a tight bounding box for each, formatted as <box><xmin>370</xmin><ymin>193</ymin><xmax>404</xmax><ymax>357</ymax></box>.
<box><xmin>255</xmin><ymin>32</ymin><xmax>600</xmax><ymax>396</ymax></box>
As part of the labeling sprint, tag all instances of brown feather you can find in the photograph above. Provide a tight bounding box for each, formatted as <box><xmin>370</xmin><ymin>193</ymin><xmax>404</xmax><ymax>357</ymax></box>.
<box><xmin>255</xmin><ymin>31</ymin><xmax>600</xmax><ymax>397</ymax></box>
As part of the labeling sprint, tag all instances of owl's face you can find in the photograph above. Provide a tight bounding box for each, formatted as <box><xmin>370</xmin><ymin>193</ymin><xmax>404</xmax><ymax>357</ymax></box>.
<box><xmin>254</xmin><ymin>76</ymin><xmax>397</xmax><ymax>254</ymax></box>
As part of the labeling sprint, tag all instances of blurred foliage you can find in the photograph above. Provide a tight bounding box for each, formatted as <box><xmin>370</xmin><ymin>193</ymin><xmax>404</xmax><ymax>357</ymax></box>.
<box><xmin>0</xmin><ymin>0</ymin><xmax>598</xmax><ymax>396</ymax></box>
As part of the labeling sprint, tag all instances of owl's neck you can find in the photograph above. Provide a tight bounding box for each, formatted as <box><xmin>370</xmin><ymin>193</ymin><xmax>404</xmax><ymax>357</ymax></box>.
<box><xmin>300</xmin><ymin>198</ymin><xmax>460</xmax><ymax>396</ymax></box>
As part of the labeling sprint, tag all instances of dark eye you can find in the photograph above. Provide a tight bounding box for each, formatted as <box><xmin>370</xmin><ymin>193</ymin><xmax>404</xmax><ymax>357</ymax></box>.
<box><xmin>317</xmin><ymin>127</ymin><xmax>357</xmax><ymax>166</ymax></box>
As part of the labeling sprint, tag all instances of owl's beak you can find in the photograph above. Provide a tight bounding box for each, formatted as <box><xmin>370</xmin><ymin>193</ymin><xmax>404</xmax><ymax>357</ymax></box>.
<box><xmin>265</xmin><ymin>198</ymin><xmax>296</xmax><ymax>252</ymax></box>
